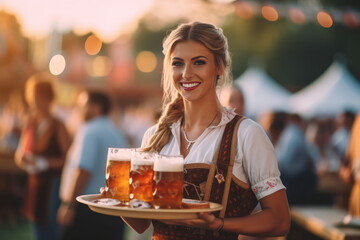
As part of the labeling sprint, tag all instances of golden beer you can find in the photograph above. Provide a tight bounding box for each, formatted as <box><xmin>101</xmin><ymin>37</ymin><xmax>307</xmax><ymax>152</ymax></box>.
<box><xmin>153</xmin><ymin>155</ymin><xmax>184</xmax><ymax>209</ymax></box>
<box><xmin>105</xmin><ymin>148</ymin><xmax>133</xmax><ymax>204</ymax></box>
<box><xmin>129</xmin><ymin>151</ymin><xmax>155</xmax><ymax>203</ymax></box>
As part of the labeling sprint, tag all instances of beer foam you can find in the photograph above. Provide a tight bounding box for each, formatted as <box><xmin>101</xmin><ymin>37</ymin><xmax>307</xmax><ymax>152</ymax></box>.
<box><xmin>131</xmin><ymin>158</ymin><xmax>153</xmax><ymax>166</ymax></box>
<box><xmin>154</xmin><ymin>155</ymin><xmax>183</xmax><ymax>172</ymax></box>
<box><xmin>107</xmin><ymin>148</ymin><xmax>133</xmax><ymax>161</ymax></box>
<box><xmin>131</xmin><ymin>151</ymin><xmax>156</xmax><ymax>166</ymax></box>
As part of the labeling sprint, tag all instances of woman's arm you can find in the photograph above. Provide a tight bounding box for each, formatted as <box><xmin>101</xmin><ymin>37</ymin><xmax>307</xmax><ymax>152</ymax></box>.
<box><xmin>218</xmin><ymin>189</ymin><xmax>290</xmax><ymax>237</ymax></box>
<box><xmin>161</xmin><ymin>189</ymin><xmax>290</xmax><ymax>237</ymax></box>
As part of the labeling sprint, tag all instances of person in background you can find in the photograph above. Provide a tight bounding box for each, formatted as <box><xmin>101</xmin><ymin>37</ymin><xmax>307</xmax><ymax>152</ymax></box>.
<box><xmin>57</xmin><ymin>90</ymin><xmax>127</xmax><ymax>240</ymax></box>
<box><xmin>14</xmin><ymin>72</ymin><xmax>71</xmax><ymax>240</ymax></box>
<box><xmin>0</xmin><ymin>90</ymin><xmax>27</xmax><ymax>151</ymax></box>
<box><xmin>340</xmin><ymin>111</ymin><xmax>360</xmax><ymax>217</ymax></box>
<box><xmin>274</xmin><ymin>112</ymin><xmax>317</xmax><ymax>205</ymax></box>
<box><xmin>330</xmin><ymin>110</ymin><xmax>355</xmax><ymax>165</ymax></box>
<box><xmin>123</xmin><ymin>21</ymin><xmax>290</xmax><ymax>240</ymax></box>
<box><xmin>219</xmin><ymin>83</ymin><xmax>245</xmax><ymax>116</ymax></box>
<box><xmin>258</xmin><ymin>111</ymin><xmax>287</xmax><ymax>146</ymax></box>
<box><xmin>306</xmin><ymin>119</ymin><xmax>338</xmax><ymax>174</ymax></box>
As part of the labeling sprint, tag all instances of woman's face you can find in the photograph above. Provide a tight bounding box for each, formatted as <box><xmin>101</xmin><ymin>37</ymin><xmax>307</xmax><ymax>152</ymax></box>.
<box><xmin>170</xmin><ymin>40</ymin><xmax>219</xmax><ymax>103</ymax></box>
<box><xmin>31</xmin><ymin>90</ymin><xmax>52</xmax><ymax>114</ymax></box>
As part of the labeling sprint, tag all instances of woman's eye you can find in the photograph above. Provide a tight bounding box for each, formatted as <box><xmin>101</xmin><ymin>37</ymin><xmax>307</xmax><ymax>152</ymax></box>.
<box><xmin>194</xmin><ymin>60</ymin><xmax>206</xmax><ymax>65</ymax></box>
<box><xmin>172</xmin><ymin>61</ymin><xmax>183</xmax><ymax>67</ymax></box>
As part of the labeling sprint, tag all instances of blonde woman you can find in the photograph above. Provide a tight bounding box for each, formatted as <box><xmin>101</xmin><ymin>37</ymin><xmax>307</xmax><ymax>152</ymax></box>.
<box><xmin>124</xmin><ymin>21</ymin><xmax>290</xmax><ymax>240</ymax></box>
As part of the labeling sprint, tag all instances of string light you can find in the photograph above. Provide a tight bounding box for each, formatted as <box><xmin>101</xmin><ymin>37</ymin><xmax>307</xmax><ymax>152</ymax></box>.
<box><xmin>235</xmin><ymin>2</ymin><xmax>254</xmax><ymax>19</ymax></box>
<box><xmin>261</xmin><ymin>5</ymin><xmax>279</xmax><ymax>22</ymax></box>
<box><xmin>343</xmin><ymin>11</ymin><xmax>359</xmax><ymax>28</ymax></box>
<box><xmin>233</xmin><ymin>0</ymin><xmax>359</xmax><ymax>29</ymax></box>
<box><xmin>317</xmin><ymin>11</ymin><xmax>333</xmax><ymax>28</ymax></box>
<box><xmin>288</xmin><ymin>7</ymin><xmax>306</xmax><ymax>25</ymax></box>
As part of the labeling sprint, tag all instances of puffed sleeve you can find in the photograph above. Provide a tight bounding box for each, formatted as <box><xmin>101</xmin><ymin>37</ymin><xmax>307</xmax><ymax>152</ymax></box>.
<box><xmin>140</xmin><ymin>124</ymin><xmax>158</xmax><ymax>148</ymax></box>
<box><xmin>237</xmin><ymin>119</ymin><xmax>285</xmax><ymax>200</ymax></box>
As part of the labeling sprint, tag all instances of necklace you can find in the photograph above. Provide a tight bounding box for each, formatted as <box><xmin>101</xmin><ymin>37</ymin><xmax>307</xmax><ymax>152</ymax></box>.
<box><xmin>183</xmin><ymin>112</ymin><xmax>219</xmax><ymax>150</ymax></box>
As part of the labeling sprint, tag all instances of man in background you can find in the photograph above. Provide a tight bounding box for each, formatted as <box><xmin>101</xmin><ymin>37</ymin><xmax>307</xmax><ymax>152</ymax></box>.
<box><xmin>219</xmin><ymin>83</ymin><xmax>245</xmax><ymax>115</ymax></box>
<box><xmin>57</xmin><ymin>90</ymin><xmax>128</xmax><ymax>240</ymax></box>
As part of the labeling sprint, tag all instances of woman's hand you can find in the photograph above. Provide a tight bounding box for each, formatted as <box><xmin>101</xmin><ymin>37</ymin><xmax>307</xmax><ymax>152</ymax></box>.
<box><xmin>160</xmin><ymin>212</ymin><xmax>223</xmax><ymax>231</ymax></box>
<box><xmin>19</xmin><ymin>154</ymin><xmax>48</xmax><ymax>174</ymax></box>
<box><xmin>57</xmin><ymin>203</ymin><xmax>76</xmax><ymax>227</ymax></box>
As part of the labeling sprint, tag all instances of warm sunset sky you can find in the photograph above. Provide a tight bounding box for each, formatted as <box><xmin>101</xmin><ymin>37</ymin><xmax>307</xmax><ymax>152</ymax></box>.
<box><xmin>0</xmin><ymin>0</ymin><xmax>154</xmax><ymax>41</ymax></box>
<box><xmin>0</xmin><ymin>0</ymin><xmax>232</xmax><ymax>42</ymax></box>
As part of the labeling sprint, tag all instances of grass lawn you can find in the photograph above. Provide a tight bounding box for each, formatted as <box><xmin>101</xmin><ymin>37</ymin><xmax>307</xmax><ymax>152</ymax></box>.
<box><xmin>0</xmin><ymin>218</ymin><xmax>34</xmax><ymax>240</ymax></box>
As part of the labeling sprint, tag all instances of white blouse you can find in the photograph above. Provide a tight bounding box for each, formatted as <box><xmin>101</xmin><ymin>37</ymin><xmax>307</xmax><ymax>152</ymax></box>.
<box><xmin>141</xmin><ymin>108</ymin><xmax>285</xmax><ymax>200</ymax></box>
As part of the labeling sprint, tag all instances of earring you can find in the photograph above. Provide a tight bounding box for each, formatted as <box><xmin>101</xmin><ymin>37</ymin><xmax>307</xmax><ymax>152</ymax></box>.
<box><xmin>216</xmin><ymin>75</ymin><xmax>220</xmax><ymax>85</ymax></box>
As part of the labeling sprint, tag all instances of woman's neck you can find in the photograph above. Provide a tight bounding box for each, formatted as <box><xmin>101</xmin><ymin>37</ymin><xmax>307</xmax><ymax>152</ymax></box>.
<box><xmin>34</xmin><ymin>111</ymin><xmax>51</xmax><ymax>122</ymax></box>
<box><xmin>182</xmin><ymin>100</ymin><xmax>222</xmax><ymax>130</ymax></box>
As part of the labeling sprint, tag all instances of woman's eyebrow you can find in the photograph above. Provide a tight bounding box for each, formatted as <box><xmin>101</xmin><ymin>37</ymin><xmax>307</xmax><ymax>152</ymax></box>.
<box><xmin>172</xmin><ymin>57</ymin><xmax>183</xmax><ymax>61</ymax></box>
<box><xmin>191</xmin><ymin>56</ymin><xmax>207</xmax><ymax>60</ymax></box>
<box><xmin>172</xmin><ymin>56</ymin><xmax>208</xmax><ymax>61</ymax></box>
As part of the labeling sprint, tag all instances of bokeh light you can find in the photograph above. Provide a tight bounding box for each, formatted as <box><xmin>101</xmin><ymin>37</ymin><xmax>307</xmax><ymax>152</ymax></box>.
<box><xmin>136</xmin><ymin>51</ymin><xmax>157</xmax><ymax>73</ymax></box>
<box><xmin>235</xmin><ymin>2</ymin><xmax>254</xmax><ymax>19</ymax></box>
<box><xmin>288</xmin><ymin>8</ymin><xmax>306</xmax><ymax>25</ymax></box>
<box><xmin>261</xmin><ymin>5</ymin><xmax>279</xmax><ymax>22</ymax></box>
<box><xmin>49</xmin><ymin>54</ymin><xmax>66</xmax><ymax>75</ymax></box>
<box><xmin>317</xmin><ymin>11</ymin><xmax>333</xmax><ymax>28</ymax></box>
<box><xmin>343</xmin><ymin>12</ymin><xmax>359</xmax><ymax>29</ymax></box>
<box><xmin>85</xmin><ymin>34</ymin><xmax>102</xmax><ymax>55</ymax></box>
<box><xmin>87</xmin><ymin>56</ymin><xmax>112</xmax><ymax>77</ymax></box>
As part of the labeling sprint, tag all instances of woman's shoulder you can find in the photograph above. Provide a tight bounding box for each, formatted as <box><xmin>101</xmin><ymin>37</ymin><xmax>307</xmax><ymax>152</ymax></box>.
<box><xmin>237</xmin><ymin>116</ymin><xmax>269</xmax><ymax>141</ymax></box>
<box><xmin>140</xmin><ymin>124</ymin><xmax>158</xmax><ymax>148</ymax></box>
<box><xmin>143</xmin><ymin>124</ymin><xmax>158</xmax><ymax>137</ymax></box>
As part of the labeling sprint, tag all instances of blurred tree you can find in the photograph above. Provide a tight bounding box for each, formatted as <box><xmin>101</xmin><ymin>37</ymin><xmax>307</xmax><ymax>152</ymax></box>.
<box><xmin>221</xmin><ymin>13</ymin><xmax>360</xmax><ymax>92</ymax></box>
<box><xmin>266</xmin><ymin>23</ymin><xmax>337</xmax><ymax>92</ymax></box>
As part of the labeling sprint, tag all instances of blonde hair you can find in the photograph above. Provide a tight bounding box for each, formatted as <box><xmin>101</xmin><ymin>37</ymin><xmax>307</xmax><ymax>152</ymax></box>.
<box><xmin>143</xmin><ymin>21</ymin><xmax>232</xmax><ymax>152</ymax></box>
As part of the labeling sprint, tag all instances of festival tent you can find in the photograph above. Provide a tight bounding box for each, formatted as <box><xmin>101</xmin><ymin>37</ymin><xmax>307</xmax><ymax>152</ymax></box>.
<box><xmin>289</xmin><ymin>62</ymin><xmax>360</xmax><ymax>118</ymax></box>
<box><xmin>234</xmin><ymin>66</ymin><xmax>292</xmax><ymax>118</ymax></box>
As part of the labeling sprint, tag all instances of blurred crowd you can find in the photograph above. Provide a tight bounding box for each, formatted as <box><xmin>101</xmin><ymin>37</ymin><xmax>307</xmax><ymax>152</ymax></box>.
<box><xmin>0</xmin><ymin>74</ymin><xmax>359</xmax><ymax>240</ymax></box>
<box><xmin>0</xmin><ymin>72</ymin><xmax>158</xmax><ymax>240</ymax></box>
<box><xmin>220</xmin><ymin>84</ymin><xmax>359</xmax><ymax>211</ymax></box>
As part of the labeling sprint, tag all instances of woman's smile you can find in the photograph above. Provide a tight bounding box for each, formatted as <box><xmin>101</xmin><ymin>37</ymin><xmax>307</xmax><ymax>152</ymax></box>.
<box><xmin>181</xmin><ymin>82</ymin><xmax>200</xmax><ymax>91</ymax></box>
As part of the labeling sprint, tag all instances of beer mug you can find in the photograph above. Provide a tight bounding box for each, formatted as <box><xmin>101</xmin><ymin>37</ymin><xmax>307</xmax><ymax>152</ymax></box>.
<box><xmin>129</xmin><ymin>150</ymin><xmax>155</xmax><ymax>203</ymax></box>
<box><xmin>153</xmin><ymin>155</ymin><xmax>184</xmax><ymax>209</ymax></box>
<box><xmin>105</xmin><ymin>148</ymin><xmax>133</xmax><ymax>204</ymax></box>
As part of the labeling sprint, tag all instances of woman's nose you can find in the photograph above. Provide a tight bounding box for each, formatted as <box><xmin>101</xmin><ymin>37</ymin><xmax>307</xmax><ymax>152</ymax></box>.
<box><xmin>182</xmin><ymin>64</ymin><xmax>193</xmax><ymax>79</ymax></box>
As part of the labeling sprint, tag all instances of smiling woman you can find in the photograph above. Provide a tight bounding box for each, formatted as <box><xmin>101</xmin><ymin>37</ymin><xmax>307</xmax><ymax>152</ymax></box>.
<box><xmin>123</xmin><ymin>21</ymin><xmax>291</xmax><ymax>240</ymax></box>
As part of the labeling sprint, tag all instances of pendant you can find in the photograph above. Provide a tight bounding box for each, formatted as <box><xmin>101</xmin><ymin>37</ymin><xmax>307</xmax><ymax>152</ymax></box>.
<box><xmin>215</xmin><ymin>173</ymin><xmax>225</xmax><ymax>184</ymax></box>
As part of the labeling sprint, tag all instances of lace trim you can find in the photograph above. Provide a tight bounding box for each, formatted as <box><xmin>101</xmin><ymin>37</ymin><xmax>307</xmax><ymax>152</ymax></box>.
<box><xmin>252</xmin><ymin>177</ymin><xmax>283</xmax><ymax>197</ymax></box>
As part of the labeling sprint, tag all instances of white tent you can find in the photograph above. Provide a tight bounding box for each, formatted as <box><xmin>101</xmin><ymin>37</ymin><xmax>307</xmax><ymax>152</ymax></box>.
<box><xmin>290</xmin><ymin>62</ymin><xmax>360</xmax><ymax>118</ymax></box>
<box><xmin>234</xmin><ymin>66</ymin><xmax>292</xmax><ymax>118</ymax></box>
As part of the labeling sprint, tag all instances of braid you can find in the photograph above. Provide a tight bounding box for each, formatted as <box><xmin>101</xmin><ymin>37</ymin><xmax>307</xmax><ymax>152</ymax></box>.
<box><xmin>143</xmin><ymin>96</ymin><xmax>184</xmax><ymax>152</ymax></box>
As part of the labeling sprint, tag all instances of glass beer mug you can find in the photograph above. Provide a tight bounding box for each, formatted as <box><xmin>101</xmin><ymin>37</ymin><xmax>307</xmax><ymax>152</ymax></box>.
<box><xmin>129</xmin><ymin>150</ymin><xmax>155</xmax><ymax>203</ymax></box>
<box><xmin>105</xmin><ymin>148</ymin><xmax>133</xmax><ymax>205</ymax></box>
<box><xmin>153</xmin><ymin>154</ymin><xmax>184</xmax><ymax>209</ymax></box>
